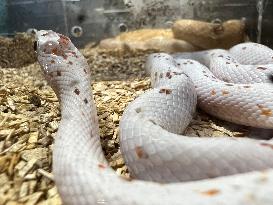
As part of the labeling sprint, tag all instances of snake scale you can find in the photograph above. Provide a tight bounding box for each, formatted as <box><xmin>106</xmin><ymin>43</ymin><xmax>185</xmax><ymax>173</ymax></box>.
<box><xmin>36</xmin><ymin>30</ymin><xmax>273</xmax><ymax>205</ymax></box>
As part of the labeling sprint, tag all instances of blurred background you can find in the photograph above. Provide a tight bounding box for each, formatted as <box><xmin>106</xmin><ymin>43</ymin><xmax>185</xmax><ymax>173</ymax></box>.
<box><xmin>0</xmin><ymin>0</ymin><xmax>272</xmax><ymax>48</ymax></box>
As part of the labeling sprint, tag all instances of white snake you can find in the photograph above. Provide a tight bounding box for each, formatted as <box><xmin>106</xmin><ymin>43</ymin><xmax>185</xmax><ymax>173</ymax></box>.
<box><xmin>36</xmin><ymin>30</ymin><xmax>273</xmax><ymax>205</ymax></box>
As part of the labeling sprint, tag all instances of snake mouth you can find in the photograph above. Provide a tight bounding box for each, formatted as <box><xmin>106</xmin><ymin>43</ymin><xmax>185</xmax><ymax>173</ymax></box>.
<box><xmin>34</xmin><ymin>41</ymin><xmax>38</xmax><ymax>52</ymax></box>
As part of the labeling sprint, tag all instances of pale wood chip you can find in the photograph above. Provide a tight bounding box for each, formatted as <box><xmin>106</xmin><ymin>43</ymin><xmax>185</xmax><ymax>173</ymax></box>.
<box><xmin>24</xmin><ymin>172</ymin><xmax>37</xmax><ymax>180</ymax></box>
<box><xmin>47</xmin><ymin>186</ymin><xmax>58</xmax><ymax>198</ymax></box>
<box><xmin>37</xmin><ymin>195</ymin><xmax>62</xmax><ymax>205</ymax></box>
<box><xmin>23</xmin><ymin>192</ymin><xmax>43</xmax><ymax>205</ymax></box>
<box><xmin>19</xmin><ymin>182</ymin><xmax>29</xmax><ymax>198</ymax></box>
<box><xmin>18</xmin><ymin>158</ymin><xmax>38</xmax><ymax>178</ymax></box>
<box><xmin>28</xmin><ymin>132</ymin><xmax>39</xmax><ymax>144</ymax></box>
<box><xmin>21</xmin><ymin>148</ymin><xmax>48</xmax><ymax>162</ymax></box>
<box><xmin>28</xmin><ymin>181</ymin><xmax>37</xmax><ymax>195</ymax></box>
<box><xmin>0</xmin><ymin>173</ymin><xmax>9</xmax><ymax>186</ymax></box>
<box><xmin>37</xmin><ymin>169</ymin><xmax>54</xmax><ymax>181</ymax></box>
<box><xmin>0</xmin><ymin>129</ymin><xmax>14</xmax><ymax>137</ymax></box>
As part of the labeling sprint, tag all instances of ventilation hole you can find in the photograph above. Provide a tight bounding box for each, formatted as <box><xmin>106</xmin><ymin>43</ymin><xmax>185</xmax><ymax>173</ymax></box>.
<box><xmin>119</xmin><ymin>23</ymin><xmax>128</xmax><ymax>32</ymax></box>
<box><xmin>71</xmin><ymin>26</ymin><xmax>83</xmax><ymax>37</ymax></box>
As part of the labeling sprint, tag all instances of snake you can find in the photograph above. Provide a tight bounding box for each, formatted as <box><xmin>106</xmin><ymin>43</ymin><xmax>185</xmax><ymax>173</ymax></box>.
<box><xmin>35</xmin><ymin>30</ymin><xmax>273</xmax><ymax>205</ymax></box>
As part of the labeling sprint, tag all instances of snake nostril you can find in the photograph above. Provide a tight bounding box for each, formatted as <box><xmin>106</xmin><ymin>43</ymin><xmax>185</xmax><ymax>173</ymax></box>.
<box><xmin>34</xmin><ymin>41</ymin><xmax>38</xmax><ymax>52</ymax></box>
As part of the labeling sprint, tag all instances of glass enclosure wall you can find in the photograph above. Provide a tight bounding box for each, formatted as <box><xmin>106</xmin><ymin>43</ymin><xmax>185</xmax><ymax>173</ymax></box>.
<box><xmin>1</xmin><ymin>0</ymin><xmax>272</xmax><ymax>47</ymax></box>
<box><xmin>0</xmin><ymin>1</ymin><xmax>7</xmax><ymax>35</ymax></box>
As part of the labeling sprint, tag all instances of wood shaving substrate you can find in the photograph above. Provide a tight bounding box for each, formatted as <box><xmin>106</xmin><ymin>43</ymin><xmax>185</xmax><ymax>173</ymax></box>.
<box><xmin>0</xmin><ymin>34</ymin><xmax>249</xmax><ymax>205</ymax></box>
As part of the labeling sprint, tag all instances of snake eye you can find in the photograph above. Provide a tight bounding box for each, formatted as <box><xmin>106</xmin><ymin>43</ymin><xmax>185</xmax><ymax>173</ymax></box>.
<box><xmin>268</xmin><ymin>73</ymin><xmax>273</xmax><ymax>83</ymax></box>
<box><xmin>34</xmin><ymin>41</ymin><xmax>38</xmax><ymax>52</ymax></box>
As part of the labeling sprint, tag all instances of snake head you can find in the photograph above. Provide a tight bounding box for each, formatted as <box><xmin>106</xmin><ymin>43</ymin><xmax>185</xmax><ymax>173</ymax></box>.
<box><xmin>35</xmin><ymin>30</ymin><xmax>89</xmax><ymax>96</ymax></box>
<box><xmin>35</xmin><ymin>30</ymin><xmax>78</xmax><ymax>71</ymax></box>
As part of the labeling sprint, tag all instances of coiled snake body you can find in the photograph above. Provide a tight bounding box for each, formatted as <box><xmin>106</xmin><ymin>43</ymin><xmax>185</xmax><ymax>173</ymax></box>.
<box><xmin>36</xmin><ymin>30</ymin><xmax>273</xmax><ymax>205</ymax></box>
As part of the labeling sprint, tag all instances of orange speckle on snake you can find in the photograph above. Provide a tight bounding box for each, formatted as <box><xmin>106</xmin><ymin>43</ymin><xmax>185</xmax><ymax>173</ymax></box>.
<box><xmin>222</xmin><ymin>90</ymin><xmax>229</xmax><ymax>95</ymax></box>
<box><xmin>135</xmin><ymin>146</ymin><xmax>149</xmax><ymax>159</ymax></box>
<box><xmin>98</xmin><ymin>164</ymin><xmax>107</xmax><ymax>169</ymax></box>
<box><xmin>211</xmin><ymin>90</ymin><xmax>216</xmax><ymax>96</ymax></box>
<box><xmin>58</xmin><ymin>34</ymin><xmax>70</xmax><ymax>46</ymax></box>
<box><xmin>260</xmin><ymin>143</ymin><xmax>273</xmax><ymax>150</ymax></box>
<box><xmin>201</xmin><ymin>189</ymin><xmax>220</xmax><ymax>196</ymax></box>
<box><xmin>52</xmin><ymin>48</ymin><xmax>58</xmax><ymax>55</ymax></box>
<box><xmin>257</xmin><ymin>104</ymin><xmax>272</xmax><ymax>116</ymax></box>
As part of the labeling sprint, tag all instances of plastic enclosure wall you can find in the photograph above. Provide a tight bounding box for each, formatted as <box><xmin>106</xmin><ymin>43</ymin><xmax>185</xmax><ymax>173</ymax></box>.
<box><xmin>2</xmin><ymin>0</ymin><xmax>273</xmax><ymax>48</ymax></box>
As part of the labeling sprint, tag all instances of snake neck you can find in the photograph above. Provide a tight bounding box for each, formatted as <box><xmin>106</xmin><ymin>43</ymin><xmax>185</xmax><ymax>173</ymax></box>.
<box><xmin>56</xmin><ymin>85</ymin><xmax>105</xmax><ymax>158</ymax></box>
<box><xmin>47</xmin><ymin>57</ymin><xmax>106</xmax><ymax>163</ymax></box>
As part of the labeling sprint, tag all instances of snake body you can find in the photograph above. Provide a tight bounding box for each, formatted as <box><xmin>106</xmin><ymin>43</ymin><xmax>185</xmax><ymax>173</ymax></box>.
<box><xmin>36</xmin><ymin>30</ymin><xmax>273</xmax><ymax>205</ymax></box>
<box><xmin>173</xmin><ymin>43</ymin><xmax>273</xmax><ymax>83</ymax></box>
